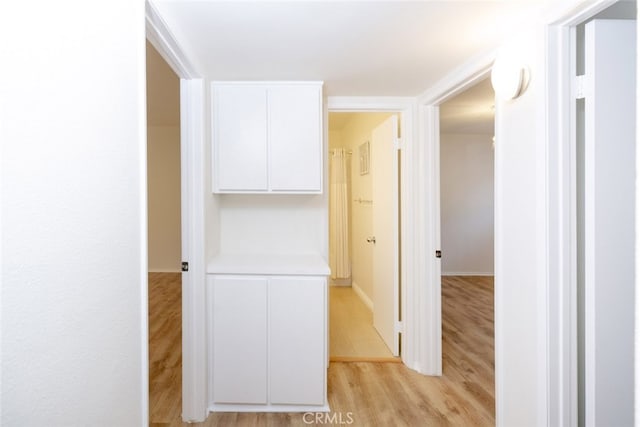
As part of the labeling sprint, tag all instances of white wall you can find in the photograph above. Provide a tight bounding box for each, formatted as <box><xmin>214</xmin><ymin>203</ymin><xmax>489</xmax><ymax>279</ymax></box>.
<box><xmin>148</xmin><ymin>126</ymin><xmax>181</xmax><ymax>272</ymax></box>
<box><xmin>440</xmin><ymin>133</ymin><xmax>494</xmax><ymax>275</ymax></box>
<box><xmin>637</xmin><ymin>3</ymin><xmax>640</xmax><ymax>422</ymax></box>
<box><xmin>218</xmin><ymin>195</ymin><xmax>326</xmax><ymax>255</ymax></box>
<box><xmin>493</xmin><ymin>25</ymin><xmax>547</xmax><ymax>427</ymax></box>
<box><xmin>1</xmin><ymin>1</ymin><xmax>147</xmax><ymax>425</ymax></box>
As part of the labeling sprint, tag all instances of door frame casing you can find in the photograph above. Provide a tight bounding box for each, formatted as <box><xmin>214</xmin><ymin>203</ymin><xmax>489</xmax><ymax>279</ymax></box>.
<box><xmin>417</xmin><ymin>52</ymin><xmax>496</xmax><ymax>377</ymax></box>
<box><xmin>326</xmin><ymin>97</ymin><xmax>414</xmax><ymax>367</ymax></box>
<box><xmin>146</xmin><ymin>1</ymin><xmax>209</xmax><ymax>422</ymax></box>
<box><xmin>545</xmin><ymin>1</ymin><xmax>632</xmax><ymax>426</ymax></box>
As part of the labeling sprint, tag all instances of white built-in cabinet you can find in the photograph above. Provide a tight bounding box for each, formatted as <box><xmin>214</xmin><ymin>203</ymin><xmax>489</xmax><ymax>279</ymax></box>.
<box><xmin>207</xmin><ymin>81</ymin><xmax>328</xmax><ymax>412</ymax></box>
<box><xmin>211</xmin><ymin>82</ymin><xmax>323</xmax><ymax>193</ymax></box>
<box><xmin>207</xmin><ymin>271</ymin><xmax>328</xmax><ymax>412</ymax></box>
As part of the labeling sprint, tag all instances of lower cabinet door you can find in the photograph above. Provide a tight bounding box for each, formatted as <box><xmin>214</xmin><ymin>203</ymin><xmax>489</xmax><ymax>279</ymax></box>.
<box><xmin>268</xmin><ymin>277</ymin><xmax>326</xmax><ymax>405</ymax></box>
<box><xmin>211</xmin><ymin>276</ymin><xmax>268</xmax><ymax>404</ymax></box>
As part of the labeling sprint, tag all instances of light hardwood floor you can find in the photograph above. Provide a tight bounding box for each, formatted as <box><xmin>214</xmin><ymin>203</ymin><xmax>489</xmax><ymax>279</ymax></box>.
<box><xmin>149</xmin><ymin>273</ymin><xmax>182</xmax><ymax>425</ymax></box>
<box><xmin>149</xmin><ymin>273</ymin><xmax>494</xmax><ymax>426</ymax></box>
<box><xmin>329</xmin><ymin>286</ymin><xmax>395</xmax><ymax>360</ymax></box>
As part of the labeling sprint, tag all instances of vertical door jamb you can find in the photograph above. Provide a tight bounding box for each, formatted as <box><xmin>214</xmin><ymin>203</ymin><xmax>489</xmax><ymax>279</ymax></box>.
<box><xmin>146</xmin><ymin>1</ymin><xmax>208</xmax><ymax>422</ymax></box>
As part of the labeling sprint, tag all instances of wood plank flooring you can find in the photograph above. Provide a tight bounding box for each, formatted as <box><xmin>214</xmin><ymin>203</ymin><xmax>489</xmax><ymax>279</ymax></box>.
<box><xmin>149</xmin><ymin>273</ymin><xmax>183</xmax><ymax>425</ymax></box>
<box><xmin>149</xmin><ymin>274</ymin><xmax>494</xmax><ymax>426</ymax></box>
<box><xmin>329</xmin><ymin>286</ymin><xmax>395</xmax><ymax>359</ymax></box>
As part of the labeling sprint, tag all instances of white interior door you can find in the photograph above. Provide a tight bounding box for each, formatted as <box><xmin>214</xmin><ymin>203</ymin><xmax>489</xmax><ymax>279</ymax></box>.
<box><xmin>582</xmin><ymin>19</ymin><xmax>635</xmax><ymax>427</ymax></box>
<box><xmin>371</xmin><ymin>115</ymin><xmax>400</xmax><ymax>356</ymax></box>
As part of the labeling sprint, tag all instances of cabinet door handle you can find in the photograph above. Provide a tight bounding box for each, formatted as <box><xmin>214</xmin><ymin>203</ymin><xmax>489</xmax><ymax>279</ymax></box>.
<box><xmin>366</xmin><ymin>236</ymin><xmax>376</xmax><ymax>244</ymax></box>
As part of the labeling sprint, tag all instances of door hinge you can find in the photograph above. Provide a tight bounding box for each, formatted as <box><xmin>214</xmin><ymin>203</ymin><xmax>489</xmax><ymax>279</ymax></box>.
<box><xmin>574</xmin><ymin>74</ymin><xmax>587</xmax><ymax>100</ymax></box>
<box><xmin>395</xmin><ymin>320</ymin><xmax>405</xmax><ymax>334</ymax></box>
<box><xmin>394</xmin><ymin>137</ymin><xmax>402</xmax><ymax>150</ymax></box>
<box><xmin>181</xmin><ymin>261</ymin><xmax>189</xmax><ymax>272</ymax></box>
<box><xmin>435</xmin><ymin>250</ymin><xmax>442</xmax><ymax>259</ymax></box>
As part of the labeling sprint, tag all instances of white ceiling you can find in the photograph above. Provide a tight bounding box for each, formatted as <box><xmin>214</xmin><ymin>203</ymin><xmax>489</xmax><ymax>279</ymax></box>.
<box><xmin>146</xmin><ymin>1</ymin><xmax>636</xmax><ymax>135</ymax></box>
<box><xmin>151</xmin><ymin>0</ymin><xmax>543</xmax><ymax>96</ymax></box>
<box><xmin>146</xmin><ymin>41</ymin><xmax>496</xmax><ymax>133</ymax></box>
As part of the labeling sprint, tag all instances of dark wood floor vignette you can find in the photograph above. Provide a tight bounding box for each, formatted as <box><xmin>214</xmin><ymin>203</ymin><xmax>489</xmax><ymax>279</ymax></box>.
<box><xmin>149</xmin><ymin>274</ymin><xmax>494</xmax><ymax>426</ymax></box>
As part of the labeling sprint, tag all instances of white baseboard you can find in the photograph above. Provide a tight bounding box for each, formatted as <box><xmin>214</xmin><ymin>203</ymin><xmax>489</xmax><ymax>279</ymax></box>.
<box><xmin>441</xmin><ymin>272</ymin><xmax>494</xmax><ymax>277</ymax></box>
<box><xmin>352</xmin><ymin>281</ymin><xmax>373</xmax><ymax>311</ymax></box>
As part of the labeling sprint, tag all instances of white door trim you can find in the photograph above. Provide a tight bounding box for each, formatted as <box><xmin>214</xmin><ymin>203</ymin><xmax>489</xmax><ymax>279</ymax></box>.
<box><xmin>544</xmin><ymin>2</ymin><xmax>631</xmax><ymax>426</ymax></box>
<box><xmin>416</xmin><ymin>56</ymin><xmax>494</xmax><ymax>377</ymax></box>
<box><xmin>145</xmin><ymin>1</ymin><xmax>199</xmax><ymax>79</ymax></box>
<box><xmin>179</xmin><ymin>79</ymin><xmax>208</xmax><ymax>422</ymax></box>
<box><xmin>145</xmin><ymin>2</ymin><xmax>208</xmax><ymax>422</ymax></box>
<box><xmin>545</xmin><ymin>22</ymin><xmax>577</xmax><ymax>427</ymax></box>
<box><xmin>326</xmin><ymin>97</ymin><xmax>417</xmax><ymax>370</ymax></box>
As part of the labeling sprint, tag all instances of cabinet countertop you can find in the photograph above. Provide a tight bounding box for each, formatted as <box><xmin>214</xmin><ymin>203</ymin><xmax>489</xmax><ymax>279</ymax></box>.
<box><xmin>207</xmin><ymin>253</ymin><xmax>330</xmax><ymax>276</ymax></box>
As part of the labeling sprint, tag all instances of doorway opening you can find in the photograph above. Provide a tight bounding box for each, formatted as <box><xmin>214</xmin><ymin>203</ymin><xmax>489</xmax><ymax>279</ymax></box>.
<box><xmin>145</xmin><ymin>40</ymin><xmax>184</xmax><ymax>424</ymax></box>
<box><xmin>327</xmin><ymin>112</ymin><xmax>401</xmax><ymax>361</ymax></box>
<box><xmin>438</xmin><ymin>76</ymin><xmax>496</xmax><ymax>415</ymax></box>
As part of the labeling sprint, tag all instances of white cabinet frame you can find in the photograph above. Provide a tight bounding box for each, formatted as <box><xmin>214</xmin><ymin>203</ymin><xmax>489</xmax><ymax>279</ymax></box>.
<box><xmin>211</xmin><ymin>81</ymin><xmax>323</xmax><ymax>194</ymax></box>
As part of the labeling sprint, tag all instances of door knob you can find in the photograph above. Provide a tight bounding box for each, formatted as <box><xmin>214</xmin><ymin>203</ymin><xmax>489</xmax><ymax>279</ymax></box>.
<box><xmin>367</xmin><ymin>236</ymin><xmax>376</xmax><ymax>244</ymax></box>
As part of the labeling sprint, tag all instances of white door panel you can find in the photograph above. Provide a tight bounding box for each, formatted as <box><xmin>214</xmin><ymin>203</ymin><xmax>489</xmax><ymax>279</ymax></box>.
<box><xmin>211</xmin><ymin>276</ymin><xmax>268</xmax><ymax>404</ymax></box>
<box><xmin>583</xmin><ymin>19</ymin><xmax>635</xmax><ymax>427</ymax></box>
<box><xmin>269</xmin><ymin>277</ymin><xmax>326</xmax><ymax>405</ymax></box>
<box><xmin>371</xmin><ymin>115</ymin><xmax>400</xmax><ymax>356</ymax></box>
<box><xmin>213</xmin><ymin>85</ymin><xmax>268</xmax><ymax>191</ymax></box>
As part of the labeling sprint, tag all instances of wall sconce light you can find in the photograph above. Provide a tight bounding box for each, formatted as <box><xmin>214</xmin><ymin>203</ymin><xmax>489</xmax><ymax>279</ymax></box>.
<box><xmin>491</xmin><ymin>50</ymin><xmax>529</xmax><ymax>101</ymax></box>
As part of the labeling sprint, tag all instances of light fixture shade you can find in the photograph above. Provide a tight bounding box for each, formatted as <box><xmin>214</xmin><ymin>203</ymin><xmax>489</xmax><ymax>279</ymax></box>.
<box><xmin>491</xmin><ymin>52</ymin><xmax>528</xmax><ymax>100</ymax></box>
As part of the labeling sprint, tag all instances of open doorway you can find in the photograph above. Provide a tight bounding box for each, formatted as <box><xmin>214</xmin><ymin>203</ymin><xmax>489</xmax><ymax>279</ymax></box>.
<box><xmin>145</xmin><ymin>41</ymin><xmax>183</xmax><ymax>423</ymax></box>
<box><xmin>327</xmin><ymin>112</ymin><xmax>401</xmax><ymax>361</ymax></box>
<box><xmin>438</xmin><ymin>77</ymin><xmax>495</xmax><ymax>416</ymax></box>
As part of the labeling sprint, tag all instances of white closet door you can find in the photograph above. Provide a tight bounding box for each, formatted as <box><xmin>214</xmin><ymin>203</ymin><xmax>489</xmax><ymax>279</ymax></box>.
<box><xmin>268</xmin><ymin>84</ymin><xmax>322</xmax><ymax>192</ymax></box>
<box><xmin>268</xmin><ymin>277</ymin><xmax>325</xmax><ymax>405</ymax></box>
<box><xmin>211</xmin><ymin>276</ymin><xmax>268</xmax><ymax>404</ymax></box>
<box><xmin>583</xmin><ymin>19</ymin><xmax>636</xmax><ymax>427</ymax></box>
<box><xmin>213</xmin><ymin>85</ymin><xmax>268</xmax><ymax>191</ymax></box>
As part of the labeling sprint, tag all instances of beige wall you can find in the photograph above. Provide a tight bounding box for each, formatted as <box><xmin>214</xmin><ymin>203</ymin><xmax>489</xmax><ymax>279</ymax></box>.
<box><xmin>146</xmin><ymin>41</ymin><xmax>181</xmax><ymax>272</ymax></box>
<box><xmin>328</xmin><ymin>130</ymin><xmax>342</xmax><ymax>150</ymax></box>
<box><xmin>329</xmin><ymin>113</ymin><xmax>393</xmax><ymax>302</ymax></box>
<box><xmin>440</xmin><ymin>133</ymin><xmax>494</xmax><ymax>275</ymax></box>
<box><xmin>147</xmin><ymin>125</ymin><xmax>182</xmax><ymax>272</ymax></box>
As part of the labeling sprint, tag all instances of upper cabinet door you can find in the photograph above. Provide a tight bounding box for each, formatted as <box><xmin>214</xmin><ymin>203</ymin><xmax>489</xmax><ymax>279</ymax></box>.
<box><xmin>268</xmin><ymin>84</ymin><xmax>322</xmax><ymax>192</ymax></box>
<box><xmin>211</xmin><ymin>82</ymin><xmax>323</xmax><ymax>194</ymax></box>
<box><xmin>213</xmin><ymin>85</ymin><xmax>268</xmax><ymax>192</ymax></box>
